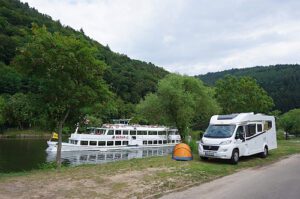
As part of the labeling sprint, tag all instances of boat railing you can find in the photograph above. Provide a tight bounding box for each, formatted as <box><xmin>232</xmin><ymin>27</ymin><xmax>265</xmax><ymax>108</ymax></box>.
<box><xmin>102</xmin><ymin>124</ymin><xmax>168</xmax><ymax>129</ymax></box>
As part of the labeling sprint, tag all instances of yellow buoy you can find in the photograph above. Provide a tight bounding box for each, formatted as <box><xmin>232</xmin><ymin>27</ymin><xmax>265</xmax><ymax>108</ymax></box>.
<box><xmin>172</xmin><ymin>143</ymin><xmax>193</xmax><ymax>161</ymax></box>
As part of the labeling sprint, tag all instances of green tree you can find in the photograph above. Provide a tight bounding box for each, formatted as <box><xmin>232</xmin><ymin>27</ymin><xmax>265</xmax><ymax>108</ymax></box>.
<box><xmin>0</xmin><ymin>96</ymin><xmax>6</xmax><ymax>127</ymax></box>
<box><xmin>279</xmin><ymin>109</ymin><xmax>300</xmax><ymax>137</ymax></box>
<box><xmin>215</xmin><ymin>75</ymin><xmax>274</xmax><ymax>114</ymax></box>
<box><xmin>5</xmin><ymin>93</ymin><xmax>33</xmax><ymax>129</ymax></box>
<box><xmin>137</xmin><ymin>74</ymin><xmax>220</xmax><ymax>141</ymax></box>
<box><xmin>13</xmin><ymin>26</ymin><xmax>111</xmax><ymax>168</ymax></box>
<box><xmin>0</xmin><ymin>62</ymin><xmax>22</xmax><ymax>94</ymax></box>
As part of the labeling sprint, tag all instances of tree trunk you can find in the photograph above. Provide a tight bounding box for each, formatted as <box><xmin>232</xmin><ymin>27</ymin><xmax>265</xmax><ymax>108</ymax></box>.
<box><xmin>56</xmin><ymin>109</ymin><xmax>70</xmax><ymax>170</ymax></box>
<box><xmin>178</xmin><ymin>126</ymin><xmax>186</xmax><ymax>143</ymax></box>
<box><xmin>56</xmin><ymin>121</ymin><xmax>63</xmax><ymax>169</ymax></box>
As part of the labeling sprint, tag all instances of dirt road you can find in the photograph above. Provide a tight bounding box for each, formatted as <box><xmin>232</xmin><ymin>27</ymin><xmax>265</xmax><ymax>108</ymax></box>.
<box><xmin>161</xmin><ymin>154</ymin><xmax>300</xmax><ymax>199</ymax></box>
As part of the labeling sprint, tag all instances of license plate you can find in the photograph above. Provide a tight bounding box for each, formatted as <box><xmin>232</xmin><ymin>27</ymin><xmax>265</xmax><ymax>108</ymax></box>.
<box><xmin>205</xmin><ymin>151</ymin><xmax>215</xmax><ymax>156</ymax></box>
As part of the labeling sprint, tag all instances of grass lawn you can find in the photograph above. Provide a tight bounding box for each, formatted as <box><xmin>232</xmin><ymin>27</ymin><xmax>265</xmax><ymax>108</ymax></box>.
<box><xmin>0</xmin><ymin>139</ymin><xmax>299</xmax><ymax>198</ymax></box>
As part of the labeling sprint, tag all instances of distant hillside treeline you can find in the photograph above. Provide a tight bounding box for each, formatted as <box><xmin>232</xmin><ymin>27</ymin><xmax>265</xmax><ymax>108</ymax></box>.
<box><xmin>0</xmin><ymin>0</ymin><xmax>168</xmax><ymax>129</ymax></box>
<box><xmin>197</xmin><ymin>65</ymin><xmax>300</xmax><ymax>112</ymax></box>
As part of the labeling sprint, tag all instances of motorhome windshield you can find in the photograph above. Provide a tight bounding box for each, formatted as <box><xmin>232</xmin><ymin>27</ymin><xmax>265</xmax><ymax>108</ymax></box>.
<box><xmin>203</xmin><ymin>125</ymin><xmax>236</xmax><ymax>138</ymax></box>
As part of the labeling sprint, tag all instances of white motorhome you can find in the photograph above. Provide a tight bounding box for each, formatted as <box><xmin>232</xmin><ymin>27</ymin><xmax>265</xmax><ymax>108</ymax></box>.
<box><xmin>198</xmin><ymin>113</ymin><xmax>277</xmax><ymax>164</ymax></box>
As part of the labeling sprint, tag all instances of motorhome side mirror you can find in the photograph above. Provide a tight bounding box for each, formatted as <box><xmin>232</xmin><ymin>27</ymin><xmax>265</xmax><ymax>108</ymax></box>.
<box><xmin>235</xmin><ymin>133</ymin><xmax>245</xmax><ymax>141</ymax></box>
<box><xmin>235</xmin><ymin>134</ymin><xmax>239</xmax><ymax>140</ymax></box>
<box><xmin>239</xmin><ymin>134</ymin><xmax>245</xmax><ymax>141</ymax></box>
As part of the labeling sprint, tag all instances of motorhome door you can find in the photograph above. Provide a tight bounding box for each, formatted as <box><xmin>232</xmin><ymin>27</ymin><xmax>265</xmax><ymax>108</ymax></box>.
<box><xmin>235</xmin><ymin>125</ymin><xmax>246</xmax><ymax>156</ymax></box>
<box><xmin>245</xmin><ymin>123</ymin><xmax>258</xmax><ymax>155</ymax></box>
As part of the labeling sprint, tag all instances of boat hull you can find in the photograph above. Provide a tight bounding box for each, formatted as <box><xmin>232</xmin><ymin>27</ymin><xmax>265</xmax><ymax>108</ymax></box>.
<box><xmin>46</xmin><ymin>141</ymin><xmax>177</xmax><ymax>152</ymax></box>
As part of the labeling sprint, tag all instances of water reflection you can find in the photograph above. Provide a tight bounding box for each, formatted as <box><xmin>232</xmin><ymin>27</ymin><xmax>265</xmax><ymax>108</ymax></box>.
<box><xmin>46</xmin><ymin>147</ymin><xmax>173</xmax><ymax>166</ymax></box>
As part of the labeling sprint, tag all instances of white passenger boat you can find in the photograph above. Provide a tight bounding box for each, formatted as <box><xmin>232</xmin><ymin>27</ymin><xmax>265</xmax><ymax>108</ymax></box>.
<box><xmin>46</xmin><ymin>119</ymin><xmax>181</xmax><ymax>152</ymax></box>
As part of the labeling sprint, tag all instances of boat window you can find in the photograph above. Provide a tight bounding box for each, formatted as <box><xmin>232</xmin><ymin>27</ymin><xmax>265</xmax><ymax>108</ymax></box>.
<box><xmin>159</xmin><ymin>131</ymin><xmax>167</xmax><ymax>135</ymax></box>
<box><xmin>90</xmin><ymin>141</ymin><xmax>97</xmax><ymax>146</ymax></box>
<box><xmin>175</xmin><ymin>131</ymin><xmax>179</xmax><ymax>135</ymax></box>
<box><xmin>115</xmin><ymin>130</ymin><xmax>122</xmax><ymax>135</ymax></box>
<box><xmin>107</xmin><ymin>130</ymin><xmax>114</xmax><ymax>135</ymax></box>
<box><xmin>137</xmin><ymin>131</ymin><xmax>143</xmax><ymax>135</ymax></box>
<box><xmin>143</xmin><ymin>141</ymin><xmax>147</xmax><ymax>145</ymax></box>
<box><xmin>107</xmin><ymin>154</ymin><xmax>113</xmax><ymax>159</ymax></box>
<box><xmin>123</xmin><ymin>130</ymin><xmax>128</xmax><ymax>135</ymax></box>
<box><xmin>158</xmin><ymin>140</ymin><xmax>162</xmax><ymax>144</ymax></box>
<box><xmin>115</xmin><ymin>141</ymin><xmax>121</xmax><ymax>146</ymax></box>
<box><xmin>95</xmin><ymin>129</ymin><xmax>105</xmax><ymax>135</ymax></box>
<box><xmin>81</xmin><ymin>141</ymin><xmax>88</xmax><ymax>145</ymax></box>
<box><xmin>163</xmin><ymin>140</ymin><xmax>167</xmax><ymax>144</ymax></box>
<box><xmin>107</xmin><ymin>141</ymin><xmax>114</xmax><ymax>146</ymax></box>
<box><xmin>122</xmin><ymin>141</ymin><xmax>128</xmax><ymax>145</ymax></box>
<box><xmin>80</xmin><ymin>155</ymin><xmax>88</xmax><ymax>161</ymax></box>
<box><xmin>98</xmin><ymin>154</ymin><xmax>105</xmax><ymax>160</ymax></box>
<box><xmin>168</xmin><ymin>131</ymin><xmax>175</xmax><ymax>135</ymax></box>
<box><xmin>130</xmin><ymin>130</ymin><xmax>136</xmax><ymax>135</ymax></box>
<box><xmin>74</xmin><ymin>140</ymin><xmax>78</xmax><ymax>145</ymax></box>
<box><xmin>86</xmin><ymin>128</ymin><xmax>95</xmax><ymax>134</ymax></box>
<box><xmin>148</xmin><ymin>140</ymin><xmax>153</xmax><ymax>144</ymax></box>
<box><xmin>154</xmin><ymin>140</ymin><xmax>158</xmax><ymax>144</ymax></box>
<box><xmin>98</xmin><ymin>141</ymin><xmax>106</xmax><ymax>146</ymax></box>
<box><xmin>142</xmin><ymin>131</ymin><xmax>147</xmax><ymax>135</ymax></box>
<box><xmin>172</xmin><ymin>140</ymin><xmax>175</xmax><ymax>143</ymax></box>
<box><xmin>257</xmin><ymin>124</ymin><xmax>262</xmax><ymax>132</ymax></box>
<box><xmin>246</xmin><ymin>124</ymin><xmax>256</xmax><ymax>137</ymax></box>
<box><xmin>115</xmin><ymin>153</ymin><xmax>121</xmax><ymax>159</ymax></box>
<box><xmin>177</xmin><ymin>140</ymin><xmax>180</xmax><ymax>143</ymax></box>
<box><xmin>149</xmin><ymin>131</ymin><xmax>158</xmax><ymax>135</ymax></box>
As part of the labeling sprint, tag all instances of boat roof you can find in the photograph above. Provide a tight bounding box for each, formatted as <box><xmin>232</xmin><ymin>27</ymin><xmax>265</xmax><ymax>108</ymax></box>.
<box><xmin>87</xmin><ymin>124</ymin><xmax>177</xmax><ymax>131</ymax></box>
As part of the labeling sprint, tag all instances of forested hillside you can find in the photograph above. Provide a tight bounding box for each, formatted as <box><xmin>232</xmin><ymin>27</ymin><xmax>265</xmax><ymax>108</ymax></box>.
<box><xmin>196</xmin><ymin>65</ymin><xmax>300</xmax><ymax>112</ymax></box>
<box><xmin>0</xmin><ymin>0</ymin><xmax>168</xmax><ymax>103</ymax></box>
<box><xmin>0</xmin><ymin>0</ymin><xmax>168</xmax><ymax>130</ymax></box>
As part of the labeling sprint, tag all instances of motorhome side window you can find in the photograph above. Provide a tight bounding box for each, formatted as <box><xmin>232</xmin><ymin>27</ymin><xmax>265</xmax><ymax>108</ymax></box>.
<box><xmin>257</xmin><ymin>124</ymin><xmax>262</xmax><ymax>132</ymax></box>
<box><xmin>246</xmin><ymin>124</ymin><xmax>256</xmax><ymax>137</ymax></box>
<box><xmin>264</xmin><ymin>121</ymin><xmax>272</xmax><ymax>131</ymax></box>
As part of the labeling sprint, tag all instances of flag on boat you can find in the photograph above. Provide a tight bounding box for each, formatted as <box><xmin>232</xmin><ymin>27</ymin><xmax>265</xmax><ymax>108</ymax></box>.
<box><xmin>52</xmin><ymin>132</ymin><xmax>58</xmax><ymax>139</ymax></box>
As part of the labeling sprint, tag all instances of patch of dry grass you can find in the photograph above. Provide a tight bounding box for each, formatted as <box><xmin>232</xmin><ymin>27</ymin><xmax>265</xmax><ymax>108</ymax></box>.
<box><xmin>0</xmin><ymin>140</ymin><xmax>299</xmax><ymax>198</ymax></box>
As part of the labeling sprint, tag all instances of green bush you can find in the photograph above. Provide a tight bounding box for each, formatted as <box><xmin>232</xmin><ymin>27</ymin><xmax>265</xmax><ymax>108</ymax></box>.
<box><xmin>37</xmin><ymin>162</ymin><xmax>57</xmax><ymax>170</ymax></box>
<box><xmin>188</xmin><ymin>139</ymin><xmax>199</xmax><ymax>154</ymax></box>
<box><xmin>277</xmin><ymin>129</ymin><xmax>285</xmax><ymax>140</ymax></box>
<box><xmin>62</xmin><ymin>126</ymin><xmax>71</xmax><ymax>134</ymax></box>
<box><xmin>190</xmin><ymin>130</ymin><xmax>204</xmax><ymax>140</ymax></box>
<box><xmin>278</xmin><ymin>109</ymin><xmax>300</xmax><ymax>136</ymax></box>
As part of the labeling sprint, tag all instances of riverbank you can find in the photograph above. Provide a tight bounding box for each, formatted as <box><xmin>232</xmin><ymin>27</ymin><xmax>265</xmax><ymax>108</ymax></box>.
<box><xmin>0</xmin><ymin>140</ymin><xmax>299</xmax><ymax>199</ymax></box>
<box><xmin>0</xmin><ymin>129</ymin><xmax>52</xmax><ymax>139</ymax></box>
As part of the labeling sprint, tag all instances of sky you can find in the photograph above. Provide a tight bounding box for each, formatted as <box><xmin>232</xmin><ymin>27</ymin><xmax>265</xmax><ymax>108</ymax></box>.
<box><xmin>21</xmin><ymin>0</ymin><xmax>300</xmax><ymax>75</ymax></box>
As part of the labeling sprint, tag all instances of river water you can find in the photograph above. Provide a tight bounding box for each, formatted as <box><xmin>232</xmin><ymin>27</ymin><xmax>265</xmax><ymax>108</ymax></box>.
<box><xmin>0</xmin><ymin>139</ymin><xmax>173</xmax><ymax>173</ymax></box>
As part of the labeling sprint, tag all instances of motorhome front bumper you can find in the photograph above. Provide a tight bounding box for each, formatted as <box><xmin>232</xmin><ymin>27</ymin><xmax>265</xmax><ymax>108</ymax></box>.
<box><xmin>198</xmin><ymin>144</ymin><xmax>232</xmax><ymax>159</ymax></box>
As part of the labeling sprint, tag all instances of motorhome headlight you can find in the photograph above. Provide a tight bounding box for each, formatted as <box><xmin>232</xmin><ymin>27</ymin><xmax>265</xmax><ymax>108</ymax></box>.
<box><xmin>219</xmin><ymin>140</ymin><xmax>232</xmax><ymax>145</ymax></box>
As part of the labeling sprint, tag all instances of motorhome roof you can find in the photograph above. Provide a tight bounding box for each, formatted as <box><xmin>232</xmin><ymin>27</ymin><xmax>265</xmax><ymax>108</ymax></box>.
<box><xmin>210</xmin><ymin>113</ymin><xmax>274</xmax><ymax>125</ymax></box>
<box><xmin>217</xmin><ymin>114</ymin><xmax>239</xmax><ymax>120</ymax></box>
